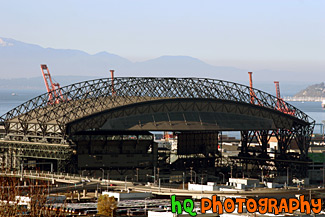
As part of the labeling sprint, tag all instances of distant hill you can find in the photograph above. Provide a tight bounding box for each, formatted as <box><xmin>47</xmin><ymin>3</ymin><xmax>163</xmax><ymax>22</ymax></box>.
<box><xmin>0</xmin><ymin>37</ymin><xmax>249</xmax><ymax>81</ymax></box>
<box><xmin>0</xmin><ymin>36</ymin><xmax>319</xmax><ymax>94</ymax></box>
<box><xmin>294</xmin><ymin>83</ymin><xmax>325</xmax><ymax>98</ymax></box>
<box><xmin>0</xmin><ymin>37</ymin><xmax>131</xmax><ymax>79</ymax></box>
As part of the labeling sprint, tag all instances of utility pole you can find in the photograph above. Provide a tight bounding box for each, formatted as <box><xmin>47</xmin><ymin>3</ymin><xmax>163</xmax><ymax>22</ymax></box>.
<box><xmin>136</xmin><ymin>168</ymin><xmax>139</xmax><ymax>182</ymax></box>
<box><xmin>261</xmin><ymin>169</ymin><xmax>264</xmax><ymax>182</ymax></box>
<box><xmin>182</xmin><ymin>172</ymin><xmax>185</xmax><ymax>190</ymax></box>
<box><xmin>125</xmin><ymin>175</ymin><xmax>128</xmax><ymax>191</ymax></box>
<box><xmin>323</xmin><ymin>162</ymin><xmax>325</xmax><ymax>188</ymax></box>
<box><xmin>153</xmin><ymin>166</ymin><xmax>156</xmax><ymax>185</ymax></box>
<box><xmin>100</xmin><ymin>168</ymin><xmax>104</xmax><ymax>180</ymax></box>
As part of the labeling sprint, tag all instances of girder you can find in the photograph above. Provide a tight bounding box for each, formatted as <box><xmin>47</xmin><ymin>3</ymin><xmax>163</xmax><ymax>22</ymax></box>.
<box><xmin>0</xmin><ymin>77</ymin><xmax>314</xmax><ymax>141</ymax></box>
<box><xmin>0</xmin><ymin>77</ymin><xmax>316</xmax><ymax>175</ymax></box>
<box><xmin>0</xmin><ymin>141</ymin><xmax>72</xmax><ymax>160</ymax></box>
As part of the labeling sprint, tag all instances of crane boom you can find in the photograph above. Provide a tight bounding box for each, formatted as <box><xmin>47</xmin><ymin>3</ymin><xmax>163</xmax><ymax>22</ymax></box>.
<box><xmin>273</xmin><ymin>81</ymin><xmax>295</xmax><ymax>115</ymax></box>
<box><xmin>40</xmin><ymin>64</ymin><xmax>64</xmax><ymax>104</ymax></box>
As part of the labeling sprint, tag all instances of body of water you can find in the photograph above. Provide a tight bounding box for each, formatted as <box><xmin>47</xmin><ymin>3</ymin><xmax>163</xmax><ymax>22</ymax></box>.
<box><xmin>289</xmin><ymin>101</ymin><xmax>325</xmax><ymax>124</ymax></box>
<box><xmin>0</xmin><ymin>89</ymin><xmax>43</xmax><ymax>116</ymax></box>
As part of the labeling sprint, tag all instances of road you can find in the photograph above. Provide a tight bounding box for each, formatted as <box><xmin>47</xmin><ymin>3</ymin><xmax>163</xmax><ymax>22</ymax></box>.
<box><xmin>1</xmin><ymin>170</ymin><xmax>325</xmax><ymax>199</ymax></box>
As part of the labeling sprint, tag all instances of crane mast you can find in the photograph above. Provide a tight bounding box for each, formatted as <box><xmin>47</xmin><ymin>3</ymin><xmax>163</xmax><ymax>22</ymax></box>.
<box><xmin>248</xmin><ymin>72</ymin><xmax>254</xmax><ymax>104</ymax></box>
<box><xmin>40</xmin><ymin>64</ymin><xmax>64</xmax><ymax>104</ymax></box>
<box><xmin>274</xmin><ymin>81</ymin><xmax>295</xmax><ymax>115</ymax></box>
<box><xmin>274</xmin><ymin>81</ymin><xmax>281</xmax><ymax>99</ymax></box>
<box><xmin>247</xmin><ymin>72</ymin><xmax>262</xmax><ymax>106</ymax></box>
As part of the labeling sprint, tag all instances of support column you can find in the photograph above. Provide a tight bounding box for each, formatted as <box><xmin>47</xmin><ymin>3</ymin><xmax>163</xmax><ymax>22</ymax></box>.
<box><xmin>239</xmin><ymin>131</ymin><xmax>249</xmax><ymax>157</ymax></box>
<box><xmin>257</xmin><ymin>130</ymin><xmax>271</xmax><ymax>159</ymax></box>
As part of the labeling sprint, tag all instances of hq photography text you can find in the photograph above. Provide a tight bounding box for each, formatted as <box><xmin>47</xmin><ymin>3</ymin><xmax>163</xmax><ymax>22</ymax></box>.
<box><xmin>171</xmin><ymin>195</ymin><xmax>322</xmax><ymax>216</ymax></box>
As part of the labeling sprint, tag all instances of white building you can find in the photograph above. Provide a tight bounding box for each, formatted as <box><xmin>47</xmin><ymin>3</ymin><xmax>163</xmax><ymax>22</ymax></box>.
<box><xmin>102</xmin><ymin>191</ymin><xmax>151</xmax><ymax>202</ymax></box>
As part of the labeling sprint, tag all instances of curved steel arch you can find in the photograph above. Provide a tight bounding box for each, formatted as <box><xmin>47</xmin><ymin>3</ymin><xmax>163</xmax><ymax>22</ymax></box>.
<box><xmin>0</xmin><ymin>77</ymin><xmax>314</xmax><ymax>139</ymax></box>
<box><xmin>67</xmin><ymin>98</ymin><xmax>301</xmax><ymax>134</ymax></box>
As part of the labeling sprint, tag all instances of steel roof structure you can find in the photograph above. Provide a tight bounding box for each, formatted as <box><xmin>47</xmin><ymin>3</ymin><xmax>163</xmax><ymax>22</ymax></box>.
<box><xmin>0</xmin><ymin>77</ymin><xmax>315</xmax><ymax>168</ymax></box>
<box><xmin>0</xmin><ymin>77</ymin><xmax>314</xmax><ymax>138</ymax></box>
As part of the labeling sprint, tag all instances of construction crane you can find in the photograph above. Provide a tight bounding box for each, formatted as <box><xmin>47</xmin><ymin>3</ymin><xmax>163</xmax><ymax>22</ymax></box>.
<box><xmin>40</xmin><ymin>64</ymin><xmax>65</xmax><ymax>104</ymax></box>
<box><xmin>248</xmin><ymin>72</ymin><xmax>262</xmax><ymax>106</ymax></box>
<box><xmin>110</xmin><ymin>69</ymin><xmax>116</xmax><ymax>96</ymax></box>
<box><xmin>274</xmin><ymin>81</ymin><xmax>281</xmax><ymax>101</ymax></box>
<box><xmin>274</xmin><ymin>81</ymin><xmax>295</xmax><ymax>115</ymax></box>
<box><xmin>248</xmin><ymin>72</ymin><xmax>255</xmax><ymax>104</ymax></box>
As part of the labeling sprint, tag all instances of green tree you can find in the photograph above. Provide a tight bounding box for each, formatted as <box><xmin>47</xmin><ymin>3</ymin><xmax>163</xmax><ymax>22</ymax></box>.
<box><xmin>97</xmin><ymin>195</ymin><xmax>117</xmax><ymax>216</ymax></box>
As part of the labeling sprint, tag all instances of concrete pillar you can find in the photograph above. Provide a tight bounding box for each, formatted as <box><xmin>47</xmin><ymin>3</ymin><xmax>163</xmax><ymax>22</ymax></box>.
<box><xmin>95</xmin><ymin>190</ymin><xmax>98</xmax><ymax>198</ymax></box>
<box><xmin>77</xmin><ymin>191</ymin><xmax>80</xmax><ymax>201</ymax></box>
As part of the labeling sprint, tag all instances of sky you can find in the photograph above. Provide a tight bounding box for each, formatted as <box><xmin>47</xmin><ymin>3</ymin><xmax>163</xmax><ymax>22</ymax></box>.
<box><xmin>1</xmin><ymin>0</ymin><xmax>324</xmax><ymax>74</ymax></box>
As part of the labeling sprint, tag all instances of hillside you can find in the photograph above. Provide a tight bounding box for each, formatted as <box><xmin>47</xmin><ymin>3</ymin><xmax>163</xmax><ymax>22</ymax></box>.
<box><xmin>294</xmin><ymin>83</ymin><xmax>325</xmax><ymax>98</ymax></box>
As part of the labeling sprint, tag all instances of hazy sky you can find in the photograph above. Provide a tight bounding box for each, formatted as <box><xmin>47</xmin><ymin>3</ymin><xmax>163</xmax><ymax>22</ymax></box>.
<box><xmin>1</xmin><ymin>0</ymin><xmax>324</xmax><ymax>74</ymax></box>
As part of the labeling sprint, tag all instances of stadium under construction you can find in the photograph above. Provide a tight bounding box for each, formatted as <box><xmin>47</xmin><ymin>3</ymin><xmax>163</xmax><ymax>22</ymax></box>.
<box><xmin>0</xmin><ymin>71</ymin><xmax>316</xmax><ymax>183</ymax></box>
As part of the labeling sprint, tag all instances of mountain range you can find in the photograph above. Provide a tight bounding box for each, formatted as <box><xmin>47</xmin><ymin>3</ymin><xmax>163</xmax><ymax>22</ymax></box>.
<box><xmin>0</xmin><ymin>37</ymin><xmax>319</xmax><ymax>95</ymax></box>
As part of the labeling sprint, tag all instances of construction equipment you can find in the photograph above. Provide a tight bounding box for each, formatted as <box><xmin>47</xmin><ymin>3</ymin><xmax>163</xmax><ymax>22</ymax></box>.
<box><xmin>274</xmin><ymin>81</ymin><xmax>295</xmax><ymax>115</ymax></box>
<box><xmin>40</xmin><ymin>64</ymin><xmax>65</xmax><ymax>104</ymax></box>
<box><xmin>248</xmin><ymin>72</ymin><xmax>262</xmax><ymax>105</ymax></box>
<box><xmin>110</xmin><ymin>69</ymin><xmax>116</xmax><ymax>96</ymax></box>
<box><xmin>248</xmin><ymin>72</ymin><xmax>255</xmax><ymax>104</ymax></box>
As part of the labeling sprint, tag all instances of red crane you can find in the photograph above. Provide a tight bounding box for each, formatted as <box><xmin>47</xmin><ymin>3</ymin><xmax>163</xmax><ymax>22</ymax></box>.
<box><xmin>110</xmin><ymin>69</ymin><xmax>116</xmax><ymax>96</ymax></box>
<box><xmin>274</xmin><ymin>81</ymin><xmax>295</xmax><ymax>115</ymax></box>
<box><xmin>41</xmin><ymin>64</ymin><xmax>65</xmax><ymax>104</ymax></box>
<box><xmin>248</xmin><ymin>72</ymin><xmax>262</xmax><ymax>106</ymax></box>
<box><xmin>274</xmin><ymin>81</ymin><xmax>281</xmax><ymax>100</ymax></box>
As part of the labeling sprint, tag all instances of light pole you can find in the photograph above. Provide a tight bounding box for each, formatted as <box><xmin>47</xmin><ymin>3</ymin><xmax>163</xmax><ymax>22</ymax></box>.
<box><xmin>125</xmin><ymin>175</ymin><xmax>128</xmax><ymax>191</ymax></box>
<box><xmin>189</xmin><ymin>167</ymin><xmax>197</xmax><ymax>184</ymax></box>
<box><xmin>145</xmin><ymin>197</ymin><xmax>150</xmax><ymax>214</ymax></box>
<box><xmin>106</xmin><ymin>170</ymin><xmax>110</xmax><ymax>192</ymax></box>
<box><xmin>100</xmin><ymin>168</ymin><xmax>104</xmax><ymax>180</ymax></box>
<box><xmin>323</xmin><ymin>163</ymin><xmax>325</xmax><ymax>188</ymax></box>
<box><xmin>261</xmin><ymin>168</ymin><xmax>264</xmax><ymax>183</ymax></box>
<box><xmin>192</xmin><ymin>170</ymin><xmax>197</xmax><ymax>184</ymax></box>
<box><xmin>153</xmin><ymin>166</ymin><xmax>156</xmax><ymax>185</ymax></box>
<box><xmin>158</xmin><ymin>177</ymin><xmax>170</xmax><ymax>192</ymax></box>
<box><xmin>159</xmin><ymin>178</ymin><xmax>161</xmax><ymax>192</ymax></box>
<box><xmin>182</xmin><ymin>172</ymin><xmax>185</xmax><ymax>190</ymax></box>
<box><xmin>136</xmin><ymin>168</ymin><xmax>139</xmax><ymax>182</ymax></box>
